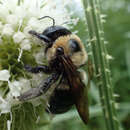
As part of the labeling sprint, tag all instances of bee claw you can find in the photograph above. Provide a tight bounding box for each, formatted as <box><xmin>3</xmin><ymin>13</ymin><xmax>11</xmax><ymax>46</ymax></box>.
<box><xmin>24</xmin><ymin>64</ymin><xmax>35</xmax><ymax>73</ymax></box>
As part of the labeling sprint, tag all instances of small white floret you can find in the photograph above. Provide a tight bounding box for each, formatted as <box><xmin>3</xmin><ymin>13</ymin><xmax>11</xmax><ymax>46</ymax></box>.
<box><xmin>2</xmin><ymin>24</ymin><xmax>14</xmax><ymax>36</ymax></box>
<box><xmin>13</xmin><ymin>31</ymin><xmax>25</xmax><ymax>43</ymax></box>
<box><xmin>0</xmin><ymin>70</ymin><xmax>10</xmax><ymax>81</ymax></box>
<box><xmin>8</xmin><ymin>81</ymin><xmax>21</xmax><ymax>97</ymax></box>
<box><xmin>6</xmin><ymin>14</ymin><xmax>18</xmax><ymax>27</ymax></box>
<box><xmin>20</xmin><ymin>39</ymin><xmax>31</xmax><ymax>50</ymax></box>
<box><xmin>0</xmin><ymin>96</ymin><xmax>11</xmax><ymax>114</ymax></box>
<box><xmin>18</xmin><ymin>78</ymin><xmax>31</xmax><ymax>93</ymax></box>
<box><xmin>0</xmin><ymin>37</ymin><xmax>2</xmax><ymax>44</ymax></box>
<box><xmin>0</xmin><ymin>22</ymin><xmax>3</xmax><ymax>31</ymax></box>
<box><xmin>27</xmin><ymin>17</ymin><xmax>40</xmax><ymax>30</ymax></box>
<box><xmin>23</xmin><ymin>25</ymin><xmax>33</xmax><ymax>38</ymax></box>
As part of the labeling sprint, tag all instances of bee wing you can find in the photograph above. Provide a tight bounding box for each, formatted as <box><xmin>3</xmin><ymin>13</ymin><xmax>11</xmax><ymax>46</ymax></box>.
<box><xmin>61</xmin><ymin>56</ymin><xmax>89</xmax><ymax>124</ymax></box>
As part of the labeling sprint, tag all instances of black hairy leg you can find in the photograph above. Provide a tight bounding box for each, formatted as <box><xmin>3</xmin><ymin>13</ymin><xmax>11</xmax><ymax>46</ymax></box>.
<box><xmin>18</xmin><ymin>73</ymin><xmax>60</xmax><ymax>101</ymax></box>
<box><xmin>24</xmin><ymin>65</ymin><xmax>52</xmax><ymax>74</ymax></box>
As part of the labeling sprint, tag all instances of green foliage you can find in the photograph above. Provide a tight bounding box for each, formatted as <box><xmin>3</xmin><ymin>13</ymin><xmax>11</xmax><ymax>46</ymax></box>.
<box><xmin>0</xmin><ymin>31</ymin><xmax>47</xmax><ymax>130</ymax></box>
<box><xmin>0</xmin><ymin>103</ymin><xmax>50</xmax><ymax>130</ymax></box>
<box><xmin>0</xmin><ymin>37</ymin><xmax>37</xmax><ymax>80</ymax></box>
<box><xmin>103</xmin><ymin>0</ymin><xmax>130</xmax><ymax>129</ymax></box>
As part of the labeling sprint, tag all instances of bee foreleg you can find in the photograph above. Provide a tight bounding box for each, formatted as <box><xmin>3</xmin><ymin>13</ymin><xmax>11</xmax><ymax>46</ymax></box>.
<box><xmin>24</xmin><ymin>65</ymin><xmax>52</xmax><ymax>74</ymax></box>
<box><xmin>18</xmin><ymin>73</ymin><xmax>59</xmax><ymax>101</ymax></box>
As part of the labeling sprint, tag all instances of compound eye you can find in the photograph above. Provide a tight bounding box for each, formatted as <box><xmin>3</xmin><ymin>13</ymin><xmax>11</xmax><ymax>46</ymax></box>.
<box><xmin>56</xmin><ymin>47</ymin><xmax>64</xmax><ymax>55</ymax></box>
<box><xmin>69</xmin><ymin>39</ymin><xmax>81</xmax><ymax>52</ymax></box>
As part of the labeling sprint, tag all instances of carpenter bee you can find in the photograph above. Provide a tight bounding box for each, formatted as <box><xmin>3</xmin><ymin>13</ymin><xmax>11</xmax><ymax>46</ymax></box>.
<box><xmin>18</xmin><ymin>16</ymin><xmax>92</xmax><ymax>124</ymax></box>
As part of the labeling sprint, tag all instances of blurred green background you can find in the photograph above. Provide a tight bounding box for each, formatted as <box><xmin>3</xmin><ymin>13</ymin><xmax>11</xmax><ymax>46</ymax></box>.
<box><xmin>49</xmin><ymin>0</ymin><xmax>130</xmax><ymax>130</ymax></box>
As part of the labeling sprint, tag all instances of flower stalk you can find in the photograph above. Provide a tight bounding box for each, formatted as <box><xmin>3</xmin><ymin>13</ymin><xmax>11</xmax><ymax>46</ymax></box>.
<box><xmin>82</xmin><ymin>0</ymin><xmax>121</xmax><ymax>130</ymax></box>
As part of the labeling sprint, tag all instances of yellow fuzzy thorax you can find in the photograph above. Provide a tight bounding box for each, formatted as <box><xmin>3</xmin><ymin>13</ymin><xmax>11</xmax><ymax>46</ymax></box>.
<box><xmin>46</xmin><ymin>34</ymin><xmax>88</xmax><ymax>67</ymax></box>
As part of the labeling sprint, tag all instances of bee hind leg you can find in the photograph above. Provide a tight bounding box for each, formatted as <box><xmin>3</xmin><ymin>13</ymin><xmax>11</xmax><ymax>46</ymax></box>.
<box><xmin>18</xmin><ymin>73</ymin><xmax>59</xmax><ymax>101</ymax></box>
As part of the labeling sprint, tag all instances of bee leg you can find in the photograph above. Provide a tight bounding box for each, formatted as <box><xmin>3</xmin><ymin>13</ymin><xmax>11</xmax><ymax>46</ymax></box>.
<box><xmin>18</xmin><ymin>73</ymin><xmax>59</xmax><ymax>101</ymax></box>
<box><xmin>24</xmin><ymin>65</ymin><xmax>52</xmax><ymax>74</ymax></box>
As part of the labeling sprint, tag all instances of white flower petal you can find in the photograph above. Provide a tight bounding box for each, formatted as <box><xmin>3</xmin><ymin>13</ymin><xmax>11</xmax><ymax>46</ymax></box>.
<box><xmin>2</xmin><ymin>24</ymin><xmax>14</xmax><ymax>36</ymax></box>
<box><xmin>0</xmin><ymin>96</ymin><xmax>11</xmax><ymax>114</ymax></box>
<box><xmin>8</xmin><ymin>81</ymin><xmax>21</xmax><ymax>97</ymax></box>
<box><xmin>27</xmin><ymin>17</ymin><xmax>41</xmax><ymax>30</ymax></box>
<box><xmin>0</xmin><ymin>37</ymin><xmax>2</xmax><ymax>44</ymax></box>
<box><xmin>0</xmin><ymin>102</ymin><xmax>11</xmax><ymax>114</ymax></box>
<box><xmin>0</xmin><ymin>70</ymin><xmax>10</xmax><ymax>81</ymax></box>
<box><xmin>13</xmin><ymin>31</ymin><xmax>25</xmax><ymax>43</ymax></box>
<box><xmin>6</xmin><ymin>14</ymin><xmax>18</xmax><ymax>27</ymax></box>
<box><xmin>0</xmin><ymin>5</ymin><xmax>9</xmax><ymax>19</ymax></box>
<box><xmin>16</xmin><ymin>78</ymin><xmax>31</xmax><ymax>93</ymax></box>
<box><xmin>23</xmin><ymin>25</ymin><xmax>33</xmax><ymax>38</ymax></box>
<box><xmin>20</xmin><ymin>39</ymin><xmax>31</xmax><ymax>50</ymax></box>
<box><xmin>0</xmin><ymin>22</ymin><xmax>3</xmax><ymax>32</ymax></box>
<box><xmin>34</xmin><ymin>48</ymin><xmax>45</xmax><ymax>64</ymax></box>
<box><xmin>14</xmin><ymin>6</ymin><xmax>26</xmax><ymax>19</ymax></box>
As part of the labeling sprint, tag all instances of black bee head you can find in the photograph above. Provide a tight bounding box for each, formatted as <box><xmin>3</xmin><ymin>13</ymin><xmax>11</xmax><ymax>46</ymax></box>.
<box><xmin>29</xmin><ymin>25</ymin><xmax>71</xmax><ymax>52</ymax></box>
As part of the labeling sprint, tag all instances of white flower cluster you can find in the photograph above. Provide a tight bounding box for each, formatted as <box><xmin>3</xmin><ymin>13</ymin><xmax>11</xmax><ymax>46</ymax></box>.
<box><xmin>0</xmin><ymin>0</ymin><xmax>71</xmax><ymax>49</ymax></box>
<box><xmin>0</xmin><ymin>0</ymin><xmax>72</xmax><ymax>115</ymax></box>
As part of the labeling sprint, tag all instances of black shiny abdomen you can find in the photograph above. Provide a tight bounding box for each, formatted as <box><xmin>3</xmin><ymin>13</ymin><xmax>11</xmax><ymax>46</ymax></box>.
<box><xmin>48</xmin><ymin>88</ymin><xmax>74</xmax><ymax>114</ymax></box>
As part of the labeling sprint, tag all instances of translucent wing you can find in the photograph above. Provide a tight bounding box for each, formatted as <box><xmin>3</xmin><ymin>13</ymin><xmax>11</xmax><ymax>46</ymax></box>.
<box><xmin>61</xmin><ymin>56</ymin><xmax>89</xmax><ymax>124</ymax></box>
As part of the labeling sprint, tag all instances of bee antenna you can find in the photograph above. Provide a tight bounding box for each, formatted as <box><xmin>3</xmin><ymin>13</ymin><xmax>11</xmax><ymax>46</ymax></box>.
<box><xmin>38</xmin><ymin>16</ymin><xmax>55</xmax><ymax>26</ymax></box>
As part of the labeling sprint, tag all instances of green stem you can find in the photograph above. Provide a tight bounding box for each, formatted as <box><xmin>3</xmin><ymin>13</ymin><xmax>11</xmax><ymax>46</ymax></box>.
<box><xmin>82</xmin><ymin>0</ymin><xmax>110</xmax><ymax>129</ymax></box>
<box><xmin>94</xmin><ymin>0</ymin><xmax>120</xmax><ymax>129</ymax></box>
<box><xmin>82</xmin><ymin>1</ymin><xmax>110</xmax><ymax>129</ymax></box>
<box><xmin>82</xmin><ymin>0</ymin><xmax>121</xmax><ymax>130</ymax></box>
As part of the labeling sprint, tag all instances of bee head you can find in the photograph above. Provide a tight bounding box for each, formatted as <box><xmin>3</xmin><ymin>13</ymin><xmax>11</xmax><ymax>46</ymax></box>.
<box><xmin>28</xmin><ymin>16</ymin><xmax>87</xmax><ymax>67</ymax></box>
<box><xmin>46</xmin><ymin>34</ymin><xmax>88</xmax><ymax>67</ymax></box>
